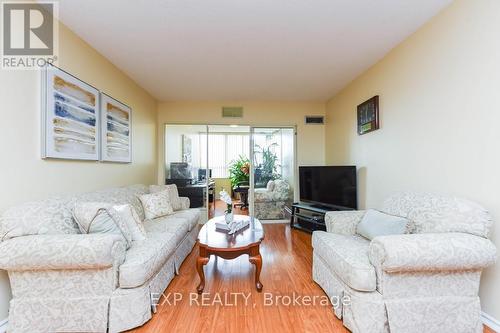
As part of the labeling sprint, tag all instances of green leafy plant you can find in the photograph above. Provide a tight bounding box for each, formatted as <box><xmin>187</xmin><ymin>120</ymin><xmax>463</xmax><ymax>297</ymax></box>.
<box><xmin>229</xmin><ymin>155</ymin><xmax>250</xmax><ymax>188</ymax></box>
<box><xmin>254</xmin><ymin>143</ymin><xmax>280</xmax><ymax>186</ymax></box>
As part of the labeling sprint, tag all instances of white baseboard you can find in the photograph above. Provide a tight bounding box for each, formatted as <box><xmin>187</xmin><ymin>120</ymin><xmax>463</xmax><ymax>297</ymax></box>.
<box><xmin>0</xmin><ymin>318</ymin><xmax>7</xmax><ymax>333</ymax></box>
<box><xmin>260</xmin><ymin>219</ymin><xmax>289</xmax><ymax>224</ymax></box>
<box><xmin>483</xmin><ymin>312</ymin><xmax>500</xmax><ymax>332</ymax></box>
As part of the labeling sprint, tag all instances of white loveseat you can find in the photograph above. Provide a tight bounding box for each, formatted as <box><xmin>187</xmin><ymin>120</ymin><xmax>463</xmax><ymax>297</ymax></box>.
<box><xmin>0</xmin><ymin>184</ymin><xmax>202</xmax><ymax>333</ymax></box>
<box><xmin>312</xmin><ymin>192</ymin><xmax>497</xmax><ymax>333</ymax></box>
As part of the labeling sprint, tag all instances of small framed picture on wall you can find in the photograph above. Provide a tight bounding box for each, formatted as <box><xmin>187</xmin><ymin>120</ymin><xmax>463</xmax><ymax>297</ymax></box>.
<box><xmin>357</xmin><ymin>95</ymin><xmax>379</xmax><ymax>135</ymax></box>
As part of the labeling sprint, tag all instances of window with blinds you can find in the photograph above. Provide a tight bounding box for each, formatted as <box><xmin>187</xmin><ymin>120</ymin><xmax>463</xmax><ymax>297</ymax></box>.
<box><xmin>197</xmin><ymin>133</ymin><xmax>250</xmax><ymax>178</ymax></box>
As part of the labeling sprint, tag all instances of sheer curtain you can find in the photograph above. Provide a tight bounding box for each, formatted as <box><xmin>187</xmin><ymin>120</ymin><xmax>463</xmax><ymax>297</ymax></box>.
<box><xmin>226</xmin><ymin>134</ymin><xmax>250</xmax><ymax>171</ymax></box>
<box><xmin>199</xmin><ymin>133</ymin><xmax>250</xmax><ymax>178</ymax></box>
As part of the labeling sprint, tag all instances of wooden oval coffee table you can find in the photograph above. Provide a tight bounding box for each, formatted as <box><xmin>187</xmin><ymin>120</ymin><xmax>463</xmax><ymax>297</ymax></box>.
<box><xmin>196</xmin><ymin>215</ymin><xmax>265</xmax><ymax>293</ymax></box>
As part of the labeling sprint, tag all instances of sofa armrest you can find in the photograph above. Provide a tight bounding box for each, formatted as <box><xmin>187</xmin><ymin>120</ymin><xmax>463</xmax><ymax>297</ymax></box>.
<box><xmin>0</xmin><ymin>234</ymin><xmax>126</xmax><ymax>271</ymax></box>
<box><xmin>179</xmin><ymin>197</ymin><xmax>190</xmax><ymax>210</ymax></box>
<box><xmin>369</xmin><ymin>233</ymin><xmax>497</xmax><ymax>273</ymax></box>
<box><xmin>325</xmin><ymin>210</ymin><xmax>366</xmax><ymax>235</ymax></box>
<box><xmin>254</xmin><ymin>191</ymin><xmax>273</xmax><ymax>203</ymax></box>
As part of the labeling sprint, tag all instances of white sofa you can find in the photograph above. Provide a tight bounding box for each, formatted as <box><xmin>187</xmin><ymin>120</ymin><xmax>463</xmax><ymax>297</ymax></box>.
<box><xmin>0</xmin><ymin>184</ymin><xmax>202</xmax><ymax>333</ymax></box>
<box><xmin>312</xmin><ymin>192</ymin><xmax>497</xmax><ymax>333</ymax></box>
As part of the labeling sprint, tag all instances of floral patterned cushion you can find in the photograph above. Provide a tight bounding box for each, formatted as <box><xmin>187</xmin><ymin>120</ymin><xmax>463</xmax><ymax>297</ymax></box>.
<box><xmin>112</xmin><ymin>204</ymin><xmax>147</xmax><ymax>241</ymax></box>
<box><xmin>150</xmin><ymin>184</ymin><xmax>182</xmax><ymax>211</ymax></box>
<box><xmin>325</xmin><ymin>210</ymin><xmax>366</xmax><ymax>235</ymax></box>
<box><xmin>119</xmin><ymin>232</ymin><xmax>177</xmax><ymax>288</ymax></box>
<box><xmin>266</xmin><ymin>180</ymin><xmax>275</xmax><ymax>191</ymax></box>
<box><xmin>137</xmin><ymin>190</ymin><xmax>174</xmax><ymax>220</ymax></box>
<box><xmin>0</xmin><ymin>196</ymin><xmax>80</xmax><ymax>241</ymax></box>
<box><xmin>75</xmin><ymin>185</ymin><xmax>148</xmax><ymax>221</ymax></box>
<box><xmin>254</xmin><ymin>179</ymin><xmax>291</xmax><ymax>203</ymax></box>
<box><xmin>381</xmin><ymin>192</ymin><xmax>492</xmax><ymax>238</ymax></box>
<box><xmin>167</xmin><ymin>209</ymin><xmax>200</xmax><ymax>231</ymax></box>
<box><xmin>312</xmin><ymin>231</ymin><xmax>376</xmax><ymax>291</ymax></box>
<box><xmin>0</xmin><ymin>185</ymin><xmax>149</xmax><ymax>241</ymax></box>
<box><xmin>273</xmin><ymin>179</ymin><xmax>290</xmax><ymax>198</ymax></box>
<box><xmin>369</xmin><ymin>232</ymin><xmax>497</xmax><ymax>273</ymax></box>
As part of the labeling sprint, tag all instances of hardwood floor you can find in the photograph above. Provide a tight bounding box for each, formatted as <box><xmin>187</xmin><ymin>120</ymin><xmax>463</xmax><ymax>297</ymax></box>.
<box><xmin>209</xmin><ymin>199</ymin><xmax>249</xmax><ymax>218</ymax></box>
<box><xmin>484</xmin><ymin>327</ymin><xmax>495</xmax><ymax>333</ymax></box>
<box><xmin>129</xmin><ymin>224</ymin><xmax>494</xmax><ymax>333</ymax></box>
<box><xmin>129</xmin><ymin>224</ymin><xmax>347</xmax><ymax>333</ymax></box>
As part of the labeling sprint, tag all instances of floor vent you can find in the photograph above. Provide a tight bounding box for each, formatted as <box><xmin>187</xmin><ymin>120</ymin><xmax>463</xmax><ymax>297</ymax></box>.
<box><xmin>222</xmin><ymin>107</ymin><xmax>243</xmax><ymax>118</ymax></box>
<box><xmin>305</xmin><ymin>116</ymin><xmax>324</xmax><ymax>124</ymax></box>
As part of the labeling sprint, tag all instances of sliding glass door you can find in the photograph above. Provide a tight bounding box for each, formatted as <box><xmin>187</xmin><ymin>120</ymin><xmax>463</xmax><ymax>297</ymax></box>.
<box><xmin>250</xmin><ymin>127</ymin><xmax>296</xmax><ymax>220</ymax></box>
<box><xmin>164</xmin><ymin>124</ymin><xmax>295</xmax><ymax>222</ymax></box>
<box><xmin>206</xmin><ymin>125</ymin><xmax>251</xmax><ymax>219</ymax></box>
<box><xmin>164</xmin><ymin>124</ymin><xmax>210</xmax><ymax>221</ymax></box>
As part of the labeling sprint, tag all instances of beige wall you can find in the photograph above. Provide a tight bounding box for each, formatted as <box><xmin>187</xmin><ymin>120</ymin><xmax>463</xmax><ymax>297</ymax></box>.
<box><xmin>325</xmin><ymin>0</ymin><xmax>500</xmax><ymax>320</ymax></box>
<box><xmin>214</xmin><ymin>178</ymin><xmax>232</xmax><ymax>199</ymax></box>
<box><xmin>0</xmin><ymin>22</ymin><xmax>158</xmax><ymax>320</ymax></box>
<box><xmin>157</xmin><ymin>101</ymin><xmax>326</xmax><ymax>184</ymax></box>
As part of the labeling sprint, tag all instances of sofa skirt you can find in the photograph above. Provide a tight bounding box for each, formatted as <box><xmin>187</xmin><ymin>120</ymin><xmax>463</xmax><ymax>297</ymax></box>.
<box><xmin>313</xmin><ymin>252</ymin><xmax>484</xmax><ymax>333</ymax></box>
<box><xmin>9</xmin><ymin>296</ymin><xmax>110</xmax><ymax>333</ymax></box>
<box><xmin>108</xmin><ymin>226</ymin><xmax>199</xmax><ymax>332</ymax></box>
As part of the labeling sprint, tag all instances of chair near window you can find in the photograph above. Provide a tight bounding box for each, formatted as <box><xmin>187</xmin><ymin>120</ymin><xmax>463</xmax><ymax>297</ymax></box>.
<box><xmin>254</xmin><ymin>179</ymin><xmax>292</xmax><ymax>219</ymax></box>
<box><xmin>233</xmin><ymin>181</ymin><xmax>249</xmax><ymax>210</ymax></box>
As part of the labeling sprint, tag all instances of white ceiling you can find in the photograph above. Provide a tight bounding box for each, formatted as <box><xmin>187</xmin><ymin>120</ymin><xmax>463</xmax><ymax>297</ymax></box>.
<box><xmin>57</xmin><ymin>0</ymin><xmax>451</xmax><ymax>102</ymax></box>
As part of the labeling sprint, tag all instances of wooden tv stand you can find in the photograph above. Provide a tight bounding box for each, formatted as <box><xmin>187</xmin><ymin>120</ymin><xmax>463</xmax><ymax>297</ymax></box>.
<box><xmin>289</xmin><ymin>202</ymin><xmax>353</xmax><ymax>233</ymax></box>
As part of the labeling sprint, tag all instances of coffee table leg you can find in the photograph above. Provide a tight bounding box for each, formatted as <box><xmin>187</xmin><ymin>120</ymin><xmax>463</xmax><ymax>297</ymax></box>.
<box><xmin>249</xmin><ymin>246</ymin><xmax>263</xmax><ymax>292</ymax></box>
<box><xmin>196</xmin><ymin>247</ymin><xmax>209</xmax><ymax>294</ymax></box>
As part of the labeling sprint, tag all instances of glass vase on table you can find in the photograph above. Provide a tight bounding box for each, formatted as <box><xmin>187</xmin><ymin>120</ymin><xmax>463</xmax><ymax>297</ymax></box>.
<box><xmin>219</xmin><ymin>189</ymin><xmax>234</xmax><ymax>224</ymax></box>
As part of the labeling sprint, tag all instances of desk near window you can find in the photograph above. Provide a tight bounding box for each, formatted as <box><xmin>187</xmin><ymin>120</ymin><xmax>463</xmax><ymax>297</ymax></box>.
<box><xmin>166</xmin><ymin>178</ymin><xmax>215</xmax><ymax>208</ymax></box>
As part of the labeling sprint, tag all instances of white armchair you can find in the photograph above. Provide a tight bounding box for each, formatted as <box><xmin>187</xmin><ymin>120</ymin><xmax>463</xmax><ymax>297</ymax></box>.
<box><xmin>254</xmin><ymin>179</ymin><xmax>292</xmax><ymax>219</ymax></box>
<box><xmin>312</xmin><ymin>192</ymin><xmax>497</xmax><ymax>333</ymax></box>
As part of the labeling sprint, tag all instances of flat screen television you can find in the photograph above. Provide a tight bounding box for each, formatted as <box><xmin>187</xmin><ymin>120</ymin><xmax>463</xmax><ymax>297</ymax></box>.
<box><xmin>299</xmin><ymin>166</ymin><xmax>357</xmax><ymax>209</ymax></box>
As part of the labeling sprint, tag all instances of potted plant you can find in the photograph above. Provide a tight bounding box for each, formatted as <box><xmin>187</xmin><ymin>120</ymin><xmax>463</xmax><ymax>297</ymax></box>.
<box><xmin>254</xmin><ymin>143</ymin><xmax>280</xmax><ymax>187</ymax></box>
<box><xmin>229</xmin><ymin>155</ymin><xmax>250</xmax><ymax>188</ymax></box>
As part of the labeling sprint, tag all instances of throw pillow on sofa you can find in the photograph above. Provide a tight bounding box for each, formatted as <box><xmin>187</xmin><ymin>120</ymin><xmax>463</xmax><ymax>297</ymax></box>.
<box><xmin>73</xmin><ymin>202</ymin><xmax>132</xmax><ymax>248</ymax></box>
<box><xmin>150</xmin><ymin>184</ymin><xmax>182</xmax><ymax>211</ymax></box>
<box><xmin>266</xmin><ymin>180</ymin><xmax>275</xmax><ymax>192</ymax></box>
<box><xmin>272</xmin><ymin>180</ymin><xmax>290</xmax><ymax>200</ymax></box>
<box><xmin>112</xmin><ymin>204</ymin><xmax>147</xmax><ymax>241</ymax></box>
<box><xmin>357</xmin><ymin>209</ymin><xmax>412</xmax><ymax>240</ymax></box>
<box><xmin>138</xmin><ymin>190</ymin><xmax>174</xmax><ymax>220</ymax></box>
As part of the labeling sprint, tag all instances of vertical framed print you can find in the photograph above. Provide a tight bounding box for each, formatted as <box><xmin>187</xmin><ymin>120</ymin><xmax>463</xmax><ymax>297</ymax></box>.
<box><xmin>357</xmin><ymin>95</ymin><xmax>379</xmax><ymax>135</ymax></box>
<box><xmin>182</xmin><ymin>134</ymin><xmax>192</xmax><ymax>163</ymax></box>
<box><xmin>42</xmin><ymin>65</ymin><xmax>100</xmax><ymax>160</ymax></box>
<box><xmin>100</xmin><ymin>93</ymin><xmax>132</xmax><ymax>163</ymax></box>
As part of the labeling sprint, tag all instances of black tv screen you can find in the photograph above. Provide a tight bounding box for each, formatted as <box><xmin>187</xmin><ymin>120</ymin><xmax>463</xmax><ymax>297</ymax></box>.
<box><xmin>299</xmin><ymin>166</ymin><xmax>357</xmax><ymax>209</ymax></box>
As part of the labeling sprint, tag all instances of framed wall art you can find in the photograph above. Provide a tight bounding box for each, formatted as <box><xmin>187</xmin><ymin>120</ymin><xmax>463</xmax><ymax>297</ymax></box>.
<box><xmin>357</xmin><ymin>95</ymin><xmax>379</xmax><ymax>135</ymax></box>
<box><xmin>182</xmin><ymin>134</ymin><xmax>192</xmax><ymax>163</ymax></box>
<box><xmin>100</xmin><ymin>93</ymin><xmax>132</xmax><ymax>163</ymax></box>
<box><xmin>42</xmin><ymin>65</ymin><xmax>100</xmax><ymax>160</ymax></box>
